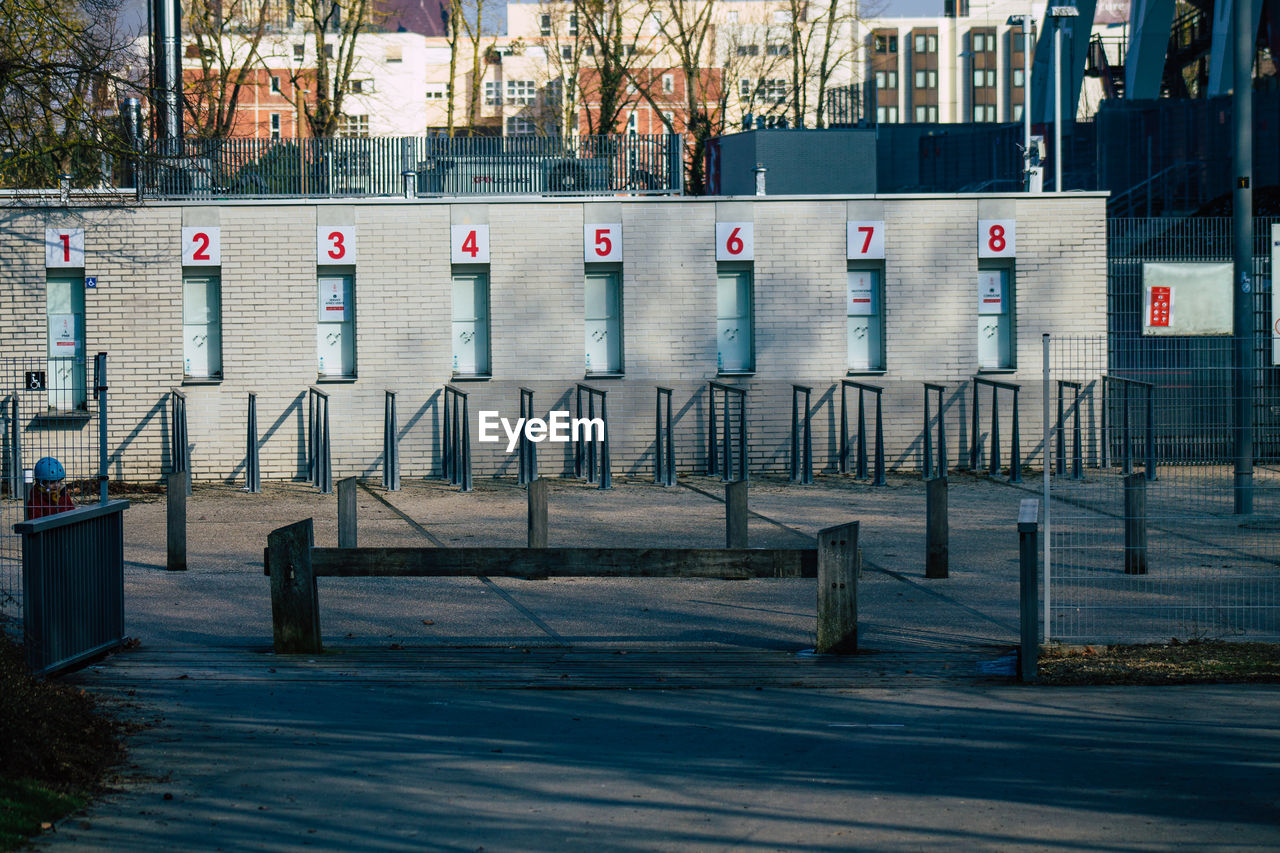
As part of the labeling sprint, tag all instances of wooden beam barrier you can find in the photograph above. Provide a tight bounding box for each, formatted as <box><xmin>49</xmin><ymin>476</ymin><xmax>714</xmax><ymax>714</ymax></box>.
<box><xmin>528</xmin><ymin>477</ymin><xmax>548</xmax><ymax>548</ymax></box>
<box><xmin>816</xmin><ymin>521</ymin><xmax>859</xmax><ymax>653</ymax></box>
<box><xmin>337</xmin><ymin>477</ymin><xmax>357</xmax><ymax>548</ymax></box>
<box><xmin>268</xmin><ymin>519</ymin><xmax>321</xmax><ymax>654</ymax></box>
<box><xmin>166</xmin><ymin>471</ymin><xmax>186</xmax><ymax>571</ymax></box>
<box><xmin>725</xmin><ymin>479</ymin><xmax>748</xmax><ymax>548</ymax></box>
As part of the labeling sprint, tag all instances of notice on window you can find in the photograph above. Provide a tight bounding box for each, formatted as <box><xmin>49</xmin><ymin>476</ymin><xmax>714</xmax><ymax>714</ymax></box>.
<box><xmin>847</xmin><ymin>271</ymin><xmax>875</xmax><ymax>316</ymax></box>
<box><xmin>977</xmin><ymin>271</ymin><xmax>1003</xmax><ymax>315</ymax></box>
<box><xmin>50</xmin><ymin>314</ymin><xmax>80</xmax><ymax>356</ymax></box>
<box><xmin>1141</xmin><ymin>262</ymin><xmax>1230</xmax><ymax>336</ymax></box>
<box><xmin>1146</xmin><ymin>286</ymin><xmax>1172</xmax><ymax>327</ymax></box>
<box><xmin>320</xmin><ymin>279</ymin><xmax>347</xmax><ymax>321</ymax></box>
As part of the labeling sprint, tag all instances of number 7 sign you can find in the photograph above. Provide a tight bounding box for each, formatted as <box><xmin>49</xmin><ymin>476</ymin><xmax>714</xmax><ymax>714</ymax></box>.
<box><xmin>584</xmin><ymin>223</ymin><xmax>621</xmax><ymax>262</ymax></box>
<box><xmin>846</xmin><ymin>221</ymin><xmax>885</xmax><ymax>260</ymax></box>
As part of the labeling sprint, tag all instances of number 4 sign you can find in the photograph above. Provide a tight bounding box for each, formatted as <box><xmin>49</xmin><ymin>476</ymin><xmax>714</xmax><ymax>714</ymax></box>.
<box><xmin>45</xmin><ymin>228</ymin><xmax>84</xmax><ymax>268</ymax></box>
<box><xmin>978</xmin><ymin>219</ymin><xmax>1016</xmax><ymax>258</ymax></box>
<box><xmin>452</xmin><ymin>224</ymin><xmax>490</xmax><ymax>263</ymax></box>
<box><xmin>584</xmin><ymin>223</ymin><xmax>621</xmax><ymax>262</ymax></box>
<box><xmin>716</xmin><ymin>222</ymin><xmax>753</xmax><ymax>261</ymax></box>
<box><xmin>182</xmin><ymin>227</ymin><xmax>221</xmax><ymax>265</ymax></box>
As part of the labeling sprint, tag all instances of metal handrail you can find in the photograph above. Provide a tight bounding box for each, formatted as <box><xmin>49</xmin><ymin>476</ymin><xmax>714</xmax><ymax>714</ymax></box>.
<box><xmin>655</xmin><ymin>387</ymin><xmax>676</xmax><ymax>486</ymax></box>
<box><xmin>1102</xmin><ymin>375</ymin><xmax>1156</xmax><ymax>480</ymax></box>
<box><xmin>169</xmin><ymin>387</ymin><xmax>191</xmax><ymax>495</ymax></box>
<box><xmin>841</xmin><ymin>380</ymin><xmax>885</xmax><ymax>485</ymax></box>
<box><xmin>244</xmin><ymin>392</ymin><xmax>260</xmax><ymax>493</ymax></box>
<box><xmin>383</xmin><ymin>390</ymin><xmax>400</xmax><ymax>491</ymax></box>
<box><xmin>970</xmin><ymin>376</ymin><xmax>1022</xmax><ymax>483</ymax></box>
<box><xmin>790</xmin><ymin>385</ymin><xmax>813</xmax><ymax>485</ymax></box>
<box><xmin>307</xmin><ymin>387</ymin><xmax>332</xmax><ymax>494</ymax></box>
<box><xmin>708</xmin><ymin>381</ymin><xmax>748</xmax><ymax>482</ymax></box>
<box><xmin>442</xmin><ymin>385</ymin><xmax>473</xmax><ymax>491</ymax></box>
<box><xmin>922</xmin><ymin>383</ymin><xmax>948</xmax><ymax>480</ymax></box>
<box><xmin>518</xmin><ymin>388</ymin><xmax>537</xmax><ymax>486</ymax></box>
<box><xmin>1056</xmin><ymin>380</ymin><xmax>1084</xmax><ymax>480</ymax></box>
<box><xmin>574</xmin><ymin>383</ymin><xmax>610</xmax><ymax>489</ymax></box>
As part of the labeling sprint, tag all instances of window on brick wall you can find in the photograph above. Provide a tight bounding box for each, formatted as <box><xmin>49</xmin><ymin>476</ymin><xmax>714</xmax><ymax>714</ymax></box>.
<box><xmin>717</xmin><ymin>266</ymin><xmax>753</xmax><ymax>373</ymax></box>
<box><xmin>507</xmin><ymin>80</ymin><xmax>536</xmax><ymax>104</ymax></box>
<box><xmin>585</xmin><ymin>269</ymin><xmax>622</xmax><ymax>374</ymax></box>
<box><xmin>847</xmin><ymin>267</ymin><xmax>884</xmax><ymax>371</ymax></box>
<box><xmin>183</xmin><ymin>274</ymin><xmax>222</xmax><ymax>379</ymax></box>
<box><xmin>978</xmin><ymin>266</ymin><xmax>1014</xmax><ymax>369</ymax></box>
<box><xmin>452</xmin><ymin>270</ymin><xmax>490</xmax><ymax>376</ymax></box>
<box><xmin>317</xmin><ymin>274</ymin><xmax>355</xmax><ymax>377</ymax></box>
<box><xmin>46</xmin><ymin>274</ymin><xmax>86</xmax><ymax>411</ymax></box>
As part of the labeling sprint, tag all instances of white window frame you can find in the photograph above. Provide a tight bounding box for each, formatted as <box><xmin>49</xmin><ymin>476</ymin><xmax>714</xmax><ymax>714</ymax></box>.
<box><xmin>717</xmin><ymin>265</ymin><xmax>754</xmax><ymax>374</ymax></box>
<box><xmin>452</xmin><ymin>269</ymin><xmax>491</xmax><ymax>376</ymax></box>
<box><xmin>317</xmin><ymin>273</ymin><xmax>355</xmax><ymax>378</ymax></box>
<box><xmin>978</xmin><ymin>265</ymin><xmax>1015</xmax><ymax>369</ymax></box>
<box><xmin>847</xmin><ymin>266</ymin><xmax>885</xmax><ymax>372</ymax></box>
<box><xmin>183</xmin><ymin>273</ymin><xmax>222</xmax><ymax>379</ymax></box>
<box><xmin>584</xmin><ymin>268</ymin><xmax>623</xmax><ymax>375</ymax></box>
<box><xmin>46</xmin><ymin>274</ymin><xmax>86</xmax><ymax>411</ymax></box>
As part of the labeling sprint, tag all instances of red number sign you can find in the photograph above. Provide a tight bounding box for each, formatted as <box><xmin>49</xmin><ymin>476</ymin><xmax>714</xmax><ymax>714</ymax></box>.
<box><xmin>715</xmin><ymin>222</ymin><xmax>753</xmax><ymax>260</ymax></box>
<box><xmin>451</xmin><ymin>224</ymin><xmax>490</xmax><ymax>263</ymax></box>
<box><xmin>182</xmin><ymin>227</ymin><xmax>220</xmax><ymax>265</ymax></box>
<box><xmin>583</xmin><ymin>224</ymin><xmax>622</xmax><ymax>262</ymax></box>
<box><xmin>316</xmin><ymin>226</ymin><xmax>356</xmax><ymax>264</ymax></box>
<box><xmin>977</xmin><ymin>219</ymin><xmax>1015</xmax><ymax>258</ymax></box>
<box><xmin>846</xmin><ymin>221</ymin><xmax>885</xmax><ymax>259</ymax></box>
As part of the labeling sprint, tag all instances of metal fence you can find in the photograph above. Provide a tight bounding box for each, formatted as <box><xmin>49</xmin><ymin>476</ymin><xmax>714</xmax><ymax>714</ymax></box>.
<box><xmin>1045</xmin><ymin>334</ymin><xmax>1280</xmax><ymax>643</ymax></box>
<box><xmin>136</xmin><ymin>134</ymin><xmax>683</xmax><ymax>199</ymax></box>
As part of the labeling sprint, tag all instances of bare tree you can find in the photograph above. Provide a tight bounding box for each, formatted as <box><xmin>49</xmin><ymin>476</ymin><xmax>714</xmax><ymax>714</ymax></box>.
<box><xmin>183</xmin><ymin>0</ymin><xmax>276</xmax><ymax>138</ymax></box>
<box><xmin>289</xmin><ymin>0</ymin><xmax>380</xmax><ymax>137</ymax></box>
<box><xmin>646</xmin><ymin>0</ymin><xmax>720</xmax><ymax>193</ymax></box>
<box><xmin>444</xmin><ymin>0</ymin><xmax>499</xmax><ymax>135</ymax></box>
<box><xmin>783</xmin><ymin>0</ymin><xmax>861</xmax><ymax>128</ymax></box>
<box><xmin>574</xmin><ymin>0</ymin><xmax>662</xmax><ymax>135</ymax></box>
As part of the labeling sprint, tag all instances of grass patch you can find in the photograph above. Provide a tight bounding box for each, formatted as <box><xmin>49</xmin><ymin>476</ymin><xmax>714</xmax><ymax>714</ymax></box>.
<box><xmin>0</xmin><ymin>630</ymin><xmax>131</xmax><ymax>850</ymax></box>
<box><xmin>1039</xmin><ymin>640</ymin><xmax>1280</xmax><ymax>685</ymax></box>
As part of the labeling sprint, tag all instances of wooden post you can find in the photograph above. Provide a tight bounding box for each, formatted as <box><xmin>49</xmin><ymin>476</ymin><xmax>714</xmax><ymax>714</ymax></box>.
<box><xmin>925</xmin><ymin>476</ymin><xmax>948</xmax><ymax>579</ymax></box>
<box><xmin>725</xmin><ymin>479</ymin><xmax>748</xmax><ymax>548</ymax></box>
<box><xmin>337</xmin><ymin>477</ymin><xmax>357</xmax><ymax>548</ymax></box>
<box><xmin>1124</xmin><ymin>472</ymin><xmax>1148</xmax><ymax>574</ymax></box>
<box><xmin>268</xmin><ymin>518</ymin><xmax>321</xmax><ymax>654</ymax></box>
<box><xmin>528</xmin><ymin>477</ymin><xmax>548</xmax><ymax>548</ymax></box>
<box><xmin>816</xmin><ymin>521</ymin><xmax>858</xmax><ymax>653</ymax></box>
<box><xmin>166</xmin><ymin>471</ymin><xmax>186</xmax><ymax>571</ymax></box>
<box><xmin>1018</xmin><ymin>498</ymin><xmax>1039</xmax><ymax>682</ymax></box>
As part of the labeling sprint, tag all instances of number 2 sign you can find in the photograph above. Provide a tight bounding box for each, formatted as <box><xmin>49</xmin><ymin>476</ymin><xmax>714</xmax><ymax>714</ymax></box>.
<box><xmin>846</xmin><ymin>221</ymin><xmax>885</xmax><ymax>260</ymax></box>
<box><xmin>584</xmin><ymin>223</ymin><xmax>621</xmax><ymax>262</ymax></box>
<box><xmin>182</xmin><ymin>227</ymin><xmax>221</xmax><ymax>265</ymax></box>
<box><xmin>977</xmin><ymin>219</ymin><xmax>1016</xmax><ymax>258</ymax></box>
<box><xmin>317</xmin><ymin>226</ymin><xmax>357</xmax><ymax>263</ymax></box>
<box><xmin>45</xmin><ymin>228</ymin><xmax>84</xmax><ymax>268</ymax></box>
<box><xmin>451</xmin><ymin>224</ymin><xmax>490</xmax><ymax>264</ymax></box>
<box><xmin>716</xmin><ymin>222</ymin><xmax>753</xmax><ymax>261</ymax></box>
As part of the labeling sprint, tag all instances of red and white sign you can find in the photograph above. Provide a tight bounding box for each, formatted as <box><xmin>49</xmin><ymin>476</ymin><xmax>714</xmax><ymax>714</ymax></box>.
<box><xmin>1146</xmin><ymin>285</ymin><xmax>1172</xmax><ymax>328</ymax></box>
<box><xmin>320</xmin><ymin>278</ymin><xmax>348</xmax><ymax>322</ymax></box>
<box><xmin>584</xmin><ymin>223</ymin><xmax>622</xmax><ymax>263</ymax></box>
<box><xmin>45</xmin><ymin>228</ymin><xmax>84</xmax><ymax>268</ymax></box>
<box><xmin>452</xmin><ymin>224</ymin><xmax>490</xmax><ymax>264</ymax></box>
<box><xmin>847</xmin><ymin>271</ymin><xmax>876</xmax><ymax>316</ymax></box>
<box><xmin>716</xmin><ymin>222</ymin><xmax>753</xmax><ymax>261</ymax></box>
<box><xmin>182</xmin><ymin>227</ymin><xmax>221</xmax><ymax>266</ymax></box>
<box><xmin>977</xmin><ymin>219</ymin><xmax>1016</xmax><ymax>258</ymax></box>
<box><xmin>846</xmin><ymin>221</ymin><xmax>885</xmax><ymax>260</ymax></box>
<box><xmin>317</xmin><ymin>226</ymin><xmax>356</xmax><ymax>263</ymax></box>
<box><xmin>50</xmin><ymin>314</ymin><xmax>80</xmax><ymax>355</ymax></box>
<box><xmin>978</xmin><ymin>270</ymin><xmax>1005</xmax><ymax>314</ymax></box>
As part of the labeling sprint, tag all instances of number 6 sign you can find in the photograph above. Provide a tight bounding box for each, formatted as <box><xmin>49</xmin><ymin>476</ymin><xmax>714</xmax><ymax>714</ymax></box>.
<box><xmin>978</xmin><ymin>219</ymin><xmax>1016</xmax><ymax>258</ymax></box>
<box><xmin>716</xmin><ymin>222</ymin><xmax>753</xmax><ymax>261</ymax></box>
<box><xmin>451</xmin><ymin>224</ymin><xmax>490</xmax><ymax>263</ymax></box>
<box><xmin>45</xmin><ymin>228</ymin><xmax>84</xmax><ymax>268</ymax></box>
<box><xmin>182</xmin><ymin>227</ymin><xmax>221</xmax><ymax>265</ymax></box>
<box><xmin>584</xmin><ymin>223</ymin><xmax>621</xmax><ymax>262</ymax></box>
<box><xmin>317</xmin><ymin>226</ymin><xmax>357</xmax><ymax>263</ymax></box>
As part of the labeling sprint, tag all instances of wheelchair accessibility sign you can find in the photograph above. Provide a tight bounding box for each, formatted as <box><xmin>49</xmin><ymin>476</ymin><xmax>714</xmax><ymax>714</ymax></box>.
<box><xmin>25</xmin><ymin>371</ymin><xmax>46</xmax><ymax>390</ymax></box>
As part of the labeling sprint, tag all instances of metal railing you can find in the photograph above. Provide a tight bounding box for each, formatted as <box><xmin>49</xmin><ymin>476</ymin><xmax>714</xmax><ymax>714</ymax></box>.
<box><xmin>708</xmin><ymin>382</ymin><xmax>748</xmax><ymax>482</ymax></box>
<box><xmin>840</xmin><ymin>380</ymin><xmax>885</xmax><ymax>485</ymax></box>
<box><xmin>922</xmin><ymin>383</ymin><xmax>949</xmax><ymax>480</ymax></box>
<box><xmin>654</xmin><ymin>387</ymin><xmax>676</xmax><ymax>487</ymax></box>
<box><xmin>574</xmin><ymin>384</ymin><xmax>611</xmax><ymax>489</ymax></box>
<box><xmin>970</xmin><ymin>377</ymin><xmax>1022</xmax><ymax>483</ymax></box>
<box><xmin>307</xmin><ymin>387</ymin><xmax>332</xmax><ymax>494</ymax></box>
<box><xmin>1102</xmin><ymin>375</ymin><xmax>1156</xmax><ymax>480</ymax></box>
<box><xmin>7</xmin><ymin>395</ymin><xmax>21</xmax><ymax>503</ymax></box>
<box><xmin>790</xmin><ymin>385</ymin><xmax>813</xmax><ymax>485</ymax></box>
<box><xmin>137</xmin><ymin>134</ymin><xmax>684</xmax><ymax>199</ymax></box>
<box><xmin>442</xmin><ymin>385</ymin><xmax>472</xmax><ymax>491</ymax></box>
<box><xmin>382</xmin><ymin>391</ymin><xmax>400</xmax><ymax>491</ymax></box>
<box><xmin>1056</xmin><ymin>380</ymin><xmax>1084</xmax><ymax>480</ymax></box>
<box><xmin>518</xmin><ymin>388</ymin><xmax>537</xmax><ymax>486</ymax></box>
<box><xmin>169</xmin><ymin>387</ymin><xmax>190</xmax><ymax>494</ymax></box>
<box><xmin>244</xmin><ymin>392</ymin><xmax>260</xmax><ymax>493</ymax></box>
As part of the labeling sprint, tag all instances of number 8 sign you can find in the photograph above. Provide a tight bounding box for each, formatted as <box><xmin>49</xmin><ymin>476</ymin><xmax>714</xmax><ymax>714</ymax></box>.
<box><xmin>977</xmin><ymin>219</ymin><xmax>1016</xmax><ymax>258</ymax></box>
<box><xmin>182</xmin><ymin>227</ymin><xmax>221</xmax><ymax>265</ymax></box>
<box><xmin>716</xmin><ymin>222</ymin><xmax>753</xmax><ymax>261</ymax></box>
<box><xmin>584</xmin><ymin>223</ymin><xmax>621</xmax><ymax>262</ymax></box>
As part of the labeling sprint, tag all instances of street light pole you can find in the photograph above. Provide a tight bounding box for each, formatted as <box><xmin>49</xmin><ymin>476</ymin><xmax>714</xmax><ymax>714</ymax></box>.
<box><xmin>1007</xmin><ymin>8</ymin><xmax>1034</xmax><ymax>190</ymax></box>
<box><xmin>1232</xmin><ymin>0</ymin><xmax>1254</xmax><ymax>513</ymax></box>
<box><xmin>1049</xmin><ymin>6</ymin><xmax>1079</xmax><ymax>192</ymax></box>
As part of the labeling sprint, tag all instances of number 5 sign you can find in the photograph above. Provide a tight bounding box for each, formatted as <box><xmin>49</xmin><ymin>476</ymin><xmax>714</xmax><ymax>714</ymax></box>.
<box><xmin>182</xmin><ymin>227</ymin><xmax>221</xmax><ymax>265</ymax></box>
<box><xmin>716</xmin><ymin>222</ymin><xmax>753</xmax><ymax>261</ymax></box>
<box><xmin>978</xmin><ymin>219</ymin><xmax>1016</xmax><ymax>258</ymax></box>
<box><xmin>317</xmin><ymin>226</ymin><xmax>357</xmax><ymax>263</ymax></box>
<box><xmin>452</xmin><ymin>224</ymin><xmax>490</xmax><ymax>263</ymax></box>
<box><xmin>847</xmin><ymin>221</ymin><xmax>885</xmax><ymax>259</ymax></box>
<box><xmin>45</xmin><ymin>228</ymin><xmax>84</xmax><ymax>268</ymax></box>
<box><xmin>584</xmin><ymin>223</ymin><xmax>621</xmax><ymax>262</ymax></box>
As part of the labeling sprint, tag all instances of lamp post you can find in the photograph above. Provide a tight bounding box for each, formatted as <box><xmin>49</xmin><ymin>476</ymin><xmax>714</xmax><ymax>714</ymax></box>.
<box><xmin>1007</xmin><ymin>10</ymin><xmax>1034</xmax><ymax>190</ymax></box>
<box><xmin>1048</xmin><ymin>6</ymin><xmax>1079</xmax><ymax>192</ymax></box>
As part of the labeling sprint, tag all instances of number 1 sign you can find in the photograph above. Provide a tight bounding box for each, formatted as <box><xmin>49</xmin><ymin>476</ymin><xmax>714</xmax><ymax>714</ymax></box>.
<box><xmin>182</xmin><ymin>227</ymin><xmax>221</xmax><ymax>265</ymax></box>
<box><xmin>452</xmin><ymin>224</ymin><xmax>490</xmax><ymax>264</ymax></box>
<box><xmin>977</xmin><ymin>219</ymin><xmax>1016</xmax><ymax>258</ymax></box>
<box><xmin>584</xmin><ymin>223</ymin><xmax>622</xmax><ymax>262</ymax></box>
<box><xmin>716</xmin><ymin>222</ymin><xmax>753</xmax><ymax>261</ymax></box>
<box><xmin>45</xmin><ymin>228</ymin><xmax>84</xmax><ymax>268</ymax></box>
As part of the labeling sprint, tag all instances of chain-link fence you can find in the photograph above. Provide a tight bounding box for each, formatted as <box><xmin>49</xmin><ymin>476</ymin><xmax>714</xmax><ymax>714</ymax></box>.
<box><xmin>1045</xmin><ymin>334</ymin><xmax>1280</xmax><ymax>643</ymax></box>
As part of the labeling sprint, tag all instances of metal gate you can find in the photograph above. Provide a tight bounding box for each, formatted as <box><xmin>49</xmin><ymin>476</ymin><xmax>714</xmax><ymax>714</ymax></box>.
<box><xmin>1044</xmin><ymin>335</ymin><xmax>1280</xmax><ymax>643</ymax></box>
<box><xmin>0</xmin><ymin>356</ymin><xmax>107</xmax><ymax>610</ymax></box>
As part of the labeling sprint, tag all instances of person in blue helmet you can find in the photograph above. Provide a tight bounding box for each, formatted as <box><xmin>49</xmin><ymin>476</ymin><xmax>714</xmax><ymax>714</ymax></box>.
<box><xmin>26</xmin><ymin>457</ymin><xmax>75</xmax><ymax>520</ymax></box>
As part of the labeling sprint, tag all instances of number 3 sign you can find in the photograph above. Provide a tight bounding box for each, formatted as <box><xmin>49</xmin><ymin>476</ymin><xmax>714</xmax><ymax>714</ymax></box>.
<box><xmin>451</xmin><ymin>224</ymin><xmax>490</xmax><ymax>263</ymax></box>
<box><xmin>182</xmin><ymin>227</ymin><xmax>221</xmax><ymax>265</ymax></box>
<box><xmin>584</xmin><ymin>223</ymin><xmax>621</xmax><ymax>262</ymax></box>
<box><xmin>716</xmin><ymin>222</ymin><xmax>753</xmax><ymax>261</ymax></box>
<box><xmin>978</xmin><ymin>219</ymin><xmax>1016</xmax><ymax>258</ymax></box>
<box><xmin>317</xmin><ymin>226</ymin><xmax>357</xmax><ymax>263</ymax></box>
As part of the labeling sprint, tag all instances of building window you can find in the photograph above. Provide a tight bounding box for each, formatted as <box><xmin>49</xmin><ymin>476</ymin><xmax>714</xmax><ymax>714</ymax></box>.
<box><xmin>847</xmin><ymin>268</ymin><xmax>884</xmax><ymax>371</ymax></box>
<box><xmin>293</xmin><ymin>43</ymin><xmax>305</xmax><ymax>60</ymax></box>
<box><xmin>1013</xmin><ymin>104</ymin><xmax>1023</xmax><ymax>121</ymax></box>
<box><xmin>569</xmin><ymin>13</ymin><xmax>578</xmax><ymax>35</ymax></box>
<box><xmin>270</xmin><ymin>113</ymin><xmax>281</xmax><ymax>138</ymax></box>
<box><xmin>914</xmin><ymin>34</ymin><xmax>926</xmax><ymax>53</ymax></box>
<box><xmin>876</xmin><ymin>71</ymin><xmax>897</xmax><ymax>89</ymax></box>
<box><xmin>452</xmin><ymin>270</ymin><xmax>490</xmax><ymax>376</ymax></box>
<box><xmin>425</xmin><ymin>82</ymin><xmax>448</xmax><ymax>99</ymax></box>
<box><xmin>46</xmin><ymin>275</ymin><xmax>86</xmax><ymax>411</ymax></box>
<box><xmin>1013</xmin><ymin>33</ymin><xmax>1025</xmax><ymax>52</ymax></box>
<box><xmin>740</xmin><ymin>78</ymin><xmax>754</xmax><ymax>99</ymax></box>
<box><xmin>317</xmin><ymin>274</ymin><xmax>354</xmax><ymax>377</ymax></box>
<box><xmin>876</xmin><ymin>106</ymin><xmax>898</xmax><ymax>123</ymax></box>
<box><xmin>927</xmin><ymin>34</ymin><xmax>937</xmax><ymax>52</ymax></box>
<box><xmin>662</xmin><ymin>73</ymin><xmax>674</xmax><ymax>93</ymax></box>
<box><xmin>183</xmin><ymin>274</ymin><xmax>222</xmax><ymax>379</ymax></box>
<box><xmin>915</xmin><ymin>105</ymin><xmax>926</xmax><ymax>122</ymax></box>
<box><xmin>874</xmin><ymin>34</ymin><xmax>898</xmax><ymax>53</ymax></box>
<box><xmin>585</xmin><ymin>270</ymin><xmax>622</xmax><ymax>374</ymax></box>
<box><xmin>540</xmin><ymin>13</ymin><xmax>551</xmax><ymax>36</ymax></box>
<box><xmin>737</xmin><ymin>44</ymin><xmax>759</xmax><ymax>56</ymax></box>
<box><xmin>323</xmin><ymin>43</ymin><xmax>334</xmax><ymax>58</ymax></box>
<box><xmin>927</xmin><ymin>105</ymin><xmax>938</xmax><ymax>122</ymax></box>
<box><xmin>1012</xmin><ymin>68</ymin><xmax>1025</xmax><ymax>87</ymax></box>
<box><xmin>915</xmin><ymin>70</ymin><xmax>926</xmax><ymax>88</ymax></box>
<box><xmin>928</xmin><ymin>70</ymin><xmax>937</xmax><ymax>88</ymax></box>
<box><xmin>766</xmin><ymin>41</ymin><xmax>790</xmax><ymax>56</ymax></box>
<box><xmin>764</xmin><ymin>79</ymin><xmax>787</xmax><ymax>102</ymax></box>
<box><xmin>978</xmin><ymin>267</ymin><xmax>1013</xmax><ymax>369</ymax></box>
<box><xmin>270</xmin><ymin>75</ymin><xmax>281</xmax><ymax>93</ymax></box>
<box><xmin>484</xmin><ymin>81</ymin><xmax>501</xmax><ymax>105</ymax></box>
<box><xmin>562</xmin><ymin>45</ymin><xmax>573</xmax><ymax>60</ymax></box>
<box><xmin>340</xmin><ymin>114</ymin><xmax>369</xmax><ymax>137</ymax></box>
<box><xmin>717</xmin><ymin>267</ymin><xmax>753</xmax><ymax>373</ymax></box>
<box><xmin>506</xmin><ymin>80</ymin><xmax>536</xmax><ymax>104</ymax></box>
<box><xmin>345</xmin><ymin>79</ymin><xmax>373</xmax><ymax>94</ymax></box>
<box><xmin>385</xmin><ymin>45</ymin><xmax>403</xmax><ymax>63</ymax></box>
<box><xmin>973</xmin><ymin>33</ymin><xmax>986</xmax><ymax>52</ymax></box>
<box><xmin>506</xmin><ymin>116</ymin><xmax>535</xmax><ymax>135</ymax></box>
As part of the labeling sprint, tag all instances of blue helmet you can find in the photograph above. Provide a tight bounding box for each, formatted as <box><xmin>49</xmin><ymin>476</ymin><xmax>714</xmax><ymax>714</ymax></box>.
<box><xmin>34</xmin><ymin>457</ymin><xmax>65</xmax><ymax>482</ymax></box>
